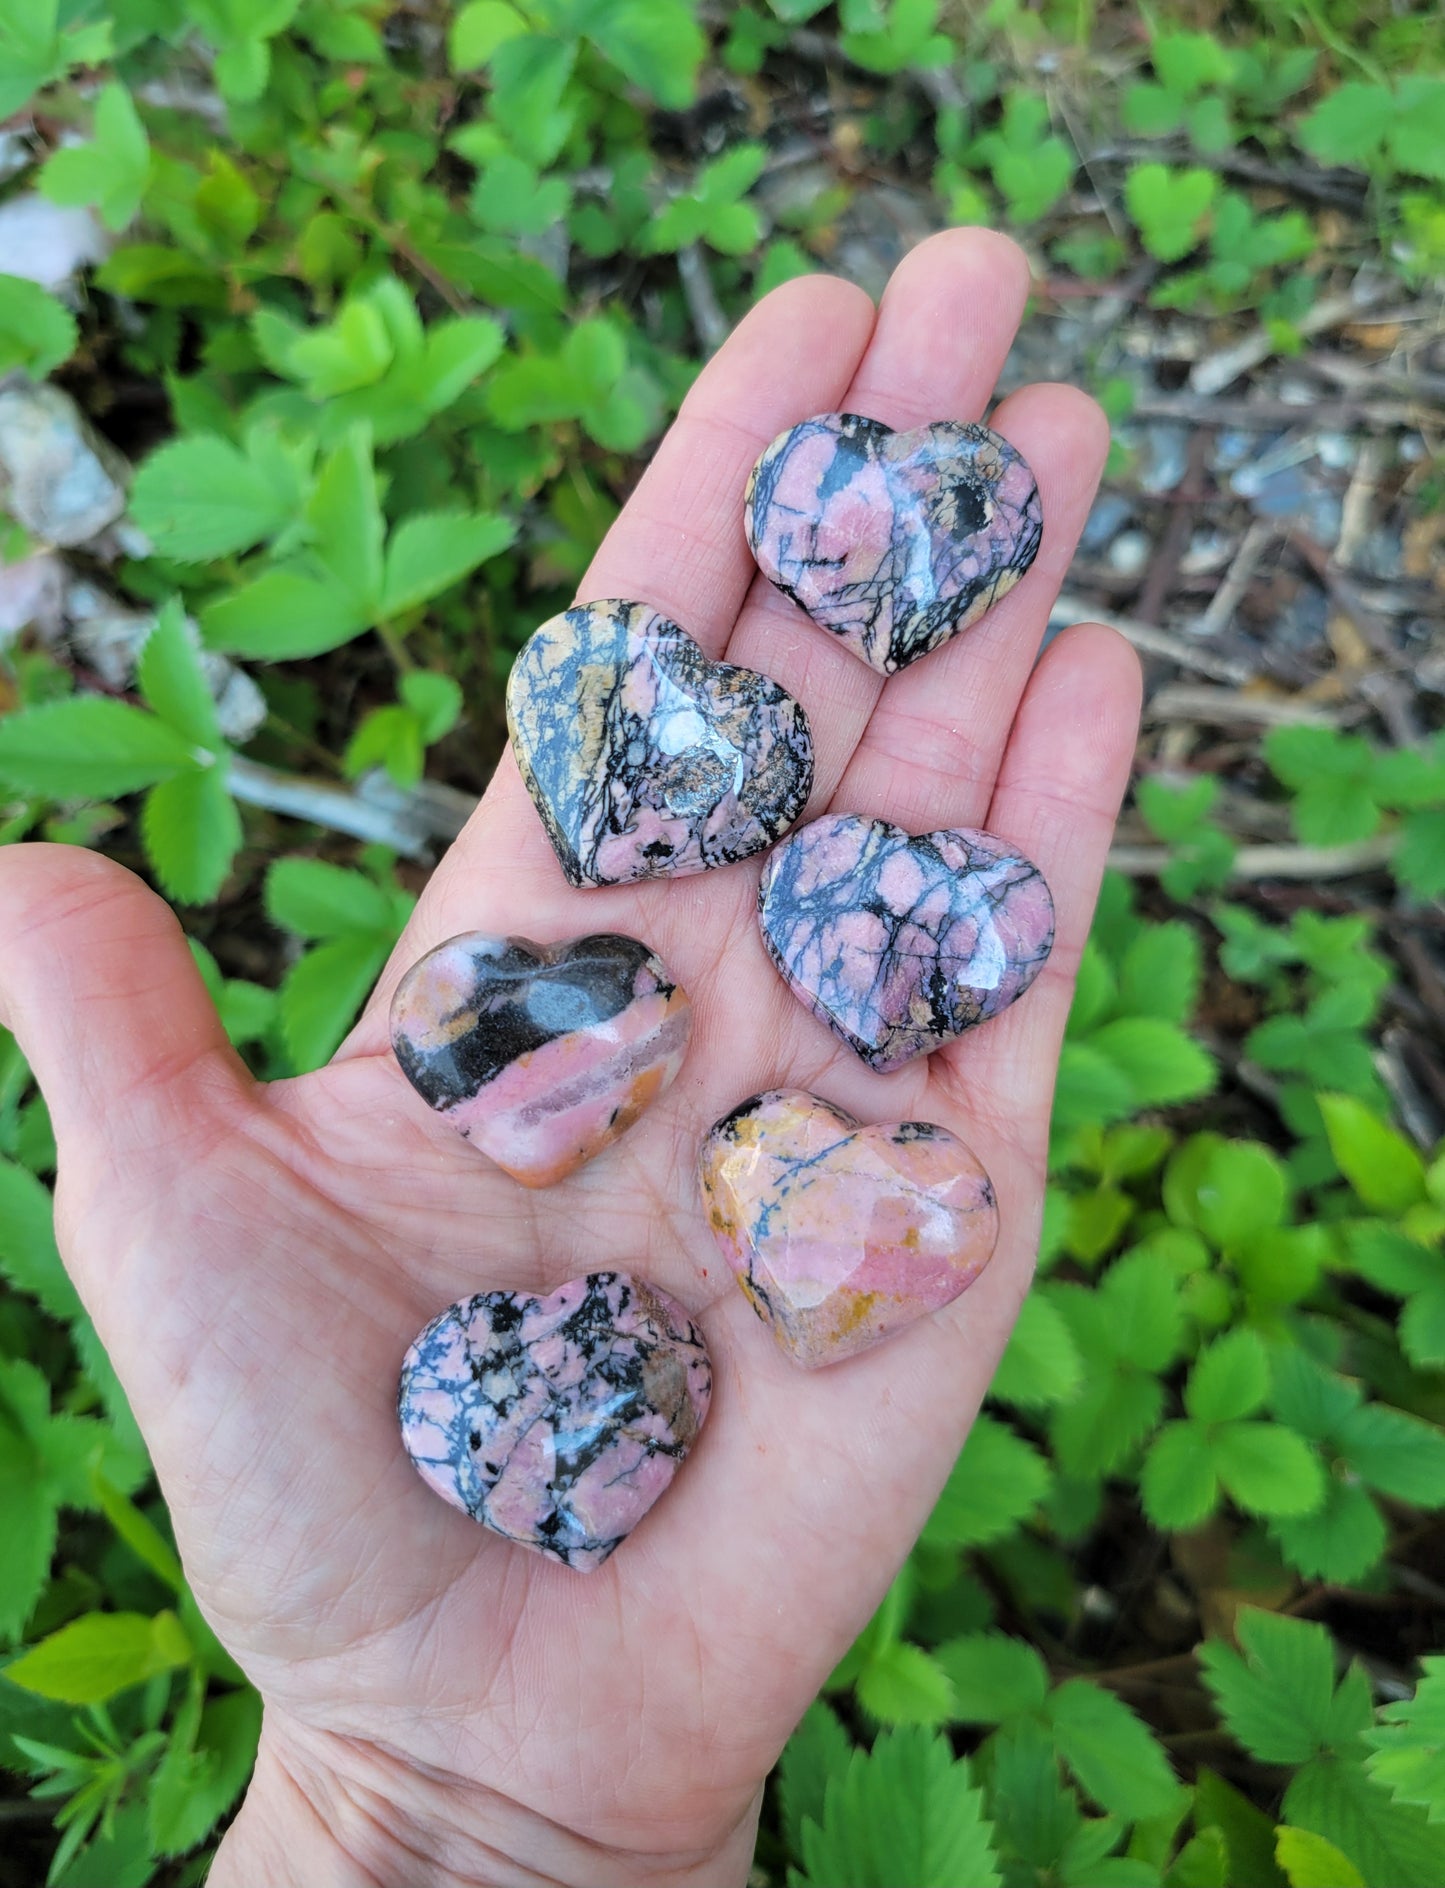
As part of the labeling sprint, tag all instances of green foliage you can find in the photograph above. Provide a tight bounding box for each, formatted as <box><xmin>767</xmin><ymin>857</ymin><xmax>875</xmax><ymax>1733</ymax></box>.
<box><xmin>3</xmin><ymin>5</ymin><xmax>1445</xmax><ymax>1883</ymax></box>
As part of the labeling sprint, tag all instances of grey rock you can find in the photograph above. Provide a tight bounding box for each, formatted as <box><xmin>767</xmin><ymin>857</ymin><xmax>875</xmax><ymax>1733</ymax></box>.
<box><xmin>0</xmin><ymin>383</ymin><xmax>129</xmax><ymax>547</ymax></box>
<box><xmin>1108</xmin><ymin>528</ymin><xmax>1152</xmax><ymax>577</ymax></box>
<box><xmin>0</xmin><ymin>551</ymin><xmax>65</xmax><ymax>644</ymax></box>
<box><xmin>1079</xmin><ymin>492</ymin><xmax>1134</xmax><ymax>553</ymax></box>
<box><xmin>0</xmin><ymin>193</ymin><xmax>108</xmax><ymax>290</ymax></box>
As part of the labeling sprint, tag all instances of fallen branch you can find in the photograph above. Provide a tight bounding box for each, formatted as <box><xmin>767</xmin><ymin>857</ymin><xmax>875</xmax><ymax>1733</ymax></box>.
<box><xmin>1108</xmin><ymin>835</ymin><xmax>1397</xmax><ymax>880</ymax></box>
<box><xmin>1051</xmin><ymin>594</ymin><xmax>1255</xmax><ymax>684</ymax></box>
<box><xmin>228</xmin><ymin>756</ymin><xmax>475</xmax><ymax>859</ymax></box>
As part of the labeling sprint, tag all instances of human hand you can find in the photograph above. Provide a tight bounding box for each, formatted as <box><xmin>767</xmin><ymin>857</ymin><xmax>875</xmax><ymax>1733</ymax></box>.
<box><xmin>0</xmin><ymin>228</ymin><xmax>1141</xmax><ymax>1887</ymax></box>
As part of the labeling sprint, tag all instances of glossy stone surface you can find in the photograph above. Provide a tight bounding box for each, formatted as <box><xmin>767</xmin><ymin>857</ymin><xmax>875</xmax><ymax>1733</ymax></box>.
<box><xmin>507</xmin><ymin>599</ymin><xmax>814</xmax><ymax>886</ymax></box>
<box><xmin>758</xmin><ymin>815</ymin><xmax>1054</xmax><ymax>1073</ymax></box>
<box><xmin>744</xmin><ymin>413</ymin><xmax>1043</xmax><ymax>674</ymax></box>
<box><xmin>398</xmin><ymin>1272</ymin><xmax>712</xmax><ymax>1570</ymax></box>
<box><xmin>391</xmin><ymin>932</ymin><xmax>691</xmax><ymax>1188</ymax></box>
<box><xmin>699</xmin><ymin>1091</ymin><xmax>998</xmax><ymax>1368</ymax></box>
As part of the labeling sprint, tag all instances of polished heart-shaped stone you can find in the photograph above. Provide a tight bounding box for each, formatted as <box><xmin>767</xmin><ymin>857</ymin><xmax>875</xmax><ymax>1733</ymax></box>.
<box><xmin>699</xmin><ymin>1091</ymin><xmax>998</xmax><ymax>1368</ymax></box>
<box><xmin>507</xmin><ymin>599</ymin><xmax>813</xmax><ymax>886</ymax></box>
<box><xmin>758</xmin><ymin>815</ymin><xmax>1055</xmax><ymax>1072</ymax></box>
<box><xmin>391</xmin><ymin>932</ymin><xmax>691</xmax><ymax>1188</ymax></box>
<box><xmin>398</xmin><ymin>1272</ymin><xmax>712</xmax><ymax>1570</ymax></box>
<box><xmin>744</xmin><ymin>413</ymin><xmax>1043</xmax><ymax>674</ymax></box>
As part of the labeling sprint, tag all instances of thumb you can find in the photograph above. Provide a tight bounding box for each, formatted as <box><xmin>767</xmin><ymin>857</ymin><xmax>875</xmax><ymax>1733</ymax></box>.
<box><xmin>0</xmin><ymin>843</ymin><xmax>249</xmax><ymax>1202</ymax></box>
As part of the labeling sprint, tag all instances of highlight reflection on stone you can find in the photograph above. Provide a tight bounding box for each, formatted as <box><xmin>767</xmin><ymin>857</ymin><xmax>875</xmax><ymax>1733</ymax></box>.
<box><xmin>699</xmin><ymin>1091</ymin><xmax>998</xmax><ymax>1368</ymax></box>
<box><xmin>391</xmin><ymin>932</ymin><xmax>690</xmax><ymax>1187</ymax></box>
<box><xmin>745</xmin><ymin>413</ymin><xmax>1043</xmax><ymax>674</ymax></box>
<box><xmin>506</xmin><ymin>599</ymin><xmax>814</xmax><ymax>886</ymax></box>
<box><xmin>758</xmin><ymin>815</ymin><xmax>1055</xmax><ymax>1072</ymax></box>
<box><xmin>398</xmin><ymin>1272</ymin><xmax>712</xmax><ymax>1570</ymax></box>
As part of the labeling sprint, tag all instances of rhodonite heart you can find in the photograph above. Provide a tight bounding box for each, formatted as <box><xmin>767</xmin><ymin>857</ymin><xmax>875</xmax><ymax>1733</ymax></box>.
<box><xmin>758</xmin><ymin>815</ymin><xmax>1055</xmax><ymax>1072</ymax></box>
<box><xmin>507</xmin><ymin>599</ymin><xmax>814</xmax><ymax>885</ymax></box>
<box><xmin>699</xmin><ymin>1091</ymin><xmax>998</xmax><ymax>1367</ymax></box>
<box><xmin>744</xmin><ymin>413</ymin><xmax>1043</xmax><ymax>674</ymax></box>
<box><xmin>398</xmin><ymin>1272</ymin><xmax>712</xmax><ymax>1570</ymax></box>
<box><xmin>391</xmin><ymin>932</ymin><xmax>691</xmax><ymax>1187</ymax></box>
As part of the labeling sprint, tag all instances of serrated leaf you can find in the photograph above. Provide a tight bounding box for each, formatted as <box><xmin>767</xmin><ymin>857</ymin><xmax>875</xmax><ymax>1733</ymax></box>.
<box><xmin>0</xmin><ymin>274</ymin><xmax>78</xmax><ymax>379</ymax></box>
<box><xmin>857</xmin><ymin>1641</ymin><xmax>956</xmax><ymax>1727</ymax></box>
<box><xmin>923</xmin><ymin>1416</ymin><xmax>1052</xmax><ymax>1550</ymax></box>
<box><xmin>130</xmin><ymin>436</ymin><xmax>292</xmax><ymax>562</ymax></box>
<box><xmin>1200</xmin><ymin>1609</ymin><xmax>1362</xmax><ymax>1766</ymax></box>
<box><xmin>1048</xmin><ymin>1679</ymin><xmax>1182</xmax><ymax>1821</ymax></box>
<box><xmin>5</xmin><ymin>1611</ymin><xmax>189</xmax><ymax>1704</ymax></box>
<box><xmin>935</xmin><ymin>1633</ymin><xmax>1048</xmax><ymax>1724</ymax></box>
<box><xmin>142</xmin><ymin>767</ymin><xmax>242</xmax><ymax>905</ymax></box>
<box><xmin>279</xmin><ymin>933</ymin><xmax>390</xmax><ymax>1072</ymax></box>
<box><xmin>1275</xmin><ymin>1826</ymin><xmax>1363</xmax><ymax>1888</ymax></box>
<box><xmin>1052</xmin><ymin>1371</ymin><xmax>1164</xmax><ymax>1480</ymax></box>
<box><xmin>1296</xmin><ymin>82</ymin><xmax>1392</xmax><ymax>168</ymax></box>
<box><xmin>449</xmin><ymin>0</ymin><xmax>527</xmax><ymax>69</ymax></box>
<box><xmin>1318</xmin><ymin>1094</ymin><xmax>1427</xmax><ymax>1214</ymax></box>
<box><xmin>1141</xmin><ymin>1421</ymin><xmax>1219</xmax><ymax>1530</ymax></box>
<box><xmin>1186</xmin><ymin>1328</ymin><xmax>1270</xmax><ymax>1424</ymax></box>
<box><xmin>1336</xmin><ymin>1402</ymin><xmax>1445</xmax><ymax>1505</ymax></box>
<box><xmin>306</xmin><ymin>427</ymin><xmax>383</xmax><ymax>611</ymax></box>
<box><xmin>148</xmin><ymin>1686</ymin><xmax>260</xmax><ymax>1857</ymax></box>
<box><xmin>989</xmin><ymin>1291</ymin><xmax>1083</xmax><ymax>1410</ymax></box>
<box><xmin>1366</xmin><ymin>1656</ymin><xmax>1445</xmax><ymax>1821</ymax></box>
<box><xmin>0</xmin><ymin>1157</ymin><xmax>79</xmax><ymax>1320</ymax></box>
<box><xmin>1397</xmin><ymin>811</ymin><xmax>1445</xmax><ymax>900</ymax></box>
<box><xmin>264</xmin><ymin>858</ymin><xmax>395</xmax><ymax>939</ymax></box>
<box><xmin>1165</xmin><ymin>1136</ymin><xmax>1289</xmax><ymax>1250</ymax></box>
<box><xmin>0</xmin><ymin>698</ymin><xmax>197</xmax><ymax>798</ymax></box>
<box><xmin>0</xmin><ymin>1437</ymin><xmax>56</xmax><ymax>1639</ymax></box>
<box><xmin>380</xmin><ymin>511</ymin><xmax>515</xmax><ymax>618</ymax></box>
<box><xmin>40</xmin><ymin>81</ymin><xmax>150</xmax><ymax>231</ymax></box>
<box><xmin>1285</xmin><ymin>1756</ymin><xmax>1445</xmax><ymax>1888</ymax></box>
<box><xmin>779</xmin><ymin>1701</ymin><xmax>853</xmax><ymax>1860</ymax></box>
<box><xmin>1088</xmin><ymin>1018</ymin><xmax>1216</xmax><ymax>1110</ymax></box>
<box><xmin>1101</xmin><ymin>1248</ymin><xmax>1187</xmax><ymax>1372</ymax></box>
<box><xmin>1118</xmin><ymin>921</ymin><xmax>1201</xmax><ymax>1024</ymax></box>
<box><xmin>1271</xmin><ymin>1479</ymin><xmax>1387</xmax><ymax>1585</ymax></box>
<box><xmin>137</xmin><ymin>599</ymin><xmax>222</xmax><ymax>747</ymax></box>
<box><xmin>1213</xmin><ymin>1421</ymin><xmax>1323</xmax><ymax>1518</ymax></box>
<box><xmin>796</xmin><ymin>1726</ymin><xmax>1001</xmax><ymax>1888</ymax></box>
<box><xmin>201</xmin><ymin>568</ymin><xmax>369</xmax><ymax>661</ymax></box>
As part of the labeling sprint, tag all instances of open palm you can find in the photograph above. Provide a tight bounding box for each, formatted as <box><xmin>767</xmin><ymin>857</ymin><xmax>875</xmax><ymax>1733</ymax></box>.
<box><xmin>0</xmin><ymin>230</ymin><xmax>1141</xmax><ymax>1887</ymax></box>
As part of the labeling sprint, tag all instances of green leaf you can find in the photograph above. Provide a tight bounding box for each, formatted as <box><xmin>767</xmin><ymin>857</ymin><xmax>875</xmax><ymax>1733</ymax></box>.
<box><xmin>0</xmin><ymin>274</ymin><xmax>78</xmax><ymax>379</ymax></box>
<box><xmin>856</xmin><ymin>1641</ymin><xmax>956</xmax><ymax>1727</ymax></box>
<box><xmin>489</xmin><ymin>34</ymin><xmax>576</xmax><ymax>165</ymax></box>
<box><xmin>1335</xmin><ymin>1403</ymin><xmax>1445</xmax><ymax>1505</ymax></box>
<box><xmin>306</xmin><ymin>427</ymin><xmax>383</xmax><ymax>612</ymax></box>
<box><xmin>1186</xmin><ymin>1328</ymin><xmax>1270</xmax><ymax>1424</ymax></box>
<box><xmin>1318</xmin><ymin>1094</ymin><xmax>1427</xmax><ymax>1214</ymax></box>
<box><xmin>779</xmin><ymin>1701</ymin><xmax>853</xmax><ymax>1860</ymax></box>
<box><xmin>0</xmin><ymin>697</ymin><xmax>198</xmax><ymax>798</ymax></box>
<box><xmin>1051</xmin><ymin>1371</ymin><xmax>1164</xmax><ymax>1480</ymax></box>
<box><xmin>448</xmin><ymin>0</ymin><xmax>527</xmax><ymax>69</ymax></box>
<box><xmin>1200</xmin><ymin>1608</ymin><xmax>1364</xmax><ymax>1766</ymax></box>
<box><xmin>400</xmin><ymin>671</ymin><xmax>463</xmax><ymax>744</ymax></box>
<box><xmin>380</xmin><ymin>511</ymin><xmax>515</xmax><ymax>618</ymax></box>
<box><xmin>1275</xmin><ymin>1826</ymin><xmax>1363</xmax><ymax>1888</ymax></box>
<box><xmin>935</xmin><ymin>1633</ymin><xmax>1048</xmax><ymax>1725</ymax></box>
<box><xmin>796</xmin><ymin>1726</ymin><xmax>1001</xmax><ymax>1888</ymax></box>
<box><xmin>1194</xmin><ymin>1768</ymin><xmax>1287</xmax><ymax>1888</ymax></box>
<box><xmin>1117</xmin><ymin>921</ymin><xmax>1201</xmax><ymax>1024</ymax></box>
<box><xmin>137</xmin><ymin>599</ymin><xmax>222</xmax><ymax>747</ymax></box>
<box><xmin>149</xmin><ymin>1685</ymin><xmax>261</xmax><ymax>1856</ymax></box>
<box><xmin>1397</xmin><ymin>811</ymin><xmax>1445</xmax><ymax>900</ymax></box>
<box><xmin>91</xmin><ymin>1470</ymin><xmax>183</xmax><ymax>1592</ymax></box>
<box><xmin>130</xmin><ymin>435</ymin><xmax>293</xmax><ymax>563</ymax></box>
<box><xmin>41</xmin><ymin>81</ymin><xmax>150</xmax><ymax>232</ymax></box>
<box><xmin>1212</xmin><ymin>1421</ymin><xmax>1323</xmax><ymax>1519</ymax></box>
<box><xmin>200</xmin><ymin>568</ymin><xmax>369</xmax><ymax>661</ymax></box>
<box><xmin>1048</xmin><ymin>1679</ymin><xmax>1182</xmax><ymax>1821</ymax></box>
<box><xmin>577</xmin><ymin>0</ymin><xmax>705</xmax><ymax>108</ymax></box>
<box><xmin>141</xmin><ymin>767</ymin><xmax>241</xmax><ymax>905</ymax></box>
<box><xmin>1124</xmin><ymin>163</ymin><xmax>1217</xmax><ymax>262</ymax></box>
<box><xmin>1366</xmin><ymin>1655</ymin><xmax>1445</xmax><ymax>1820</ymax></box>
<box><xmin>0</xmin><ymin>1432</ymin><xmax>56</xmax><ymax>1639</ymax></box>
<box><xmin>1141</xmin><ymin>1421</ymin><xmax>1219</xmax><ymax>1530</ymax></box>
<box><xmin>1272</xmin><ymin>1479</ymin><xmax>1387</xmax><ymax>1585</ymax></box>
<box><xmin>5</xmin><ymin>1611</ymin><xmax>189</xmax><ymax>1704</ymax></box>
<box><xmin>0</xmin><ymin>1156</ymin><xmax>79</xmax><ymax>1320</ymax></box>
<box><xmin>1087</xmin><ymin>1018</ymin><xmax>1216</xmax><ymax>1110</ymax></box>
<box><xmin>1285</xmin><ymin>1757</ymin><xmax>1445</xmax><ymax>1888</ymax></box>
<box><xmin>1165</xmin><ymin>1136</ymin><xmax>1288</xmax><ymax>1250</ymax></box>
<box><xmin>265</xmin><ymin>858</ymin><xmax>395</xmax><ymax>938</ymax></box>
<box><xmin>988</xmin><ymin>1291</ymin><xmax>1083</xmax><ymax>1410</ymax></box>
<box><xmin>922</xmin><ymin>1416</ymin><xmax>1052</xmax><ymax>1550</ymax></box>
<box><xmin>279</xmin><ymin>933</ymin><xmax>390</xmax><ymax>1072</ymax></box>
<box><xmin>1101</xmin><ymin>1248</ymin><xmax>1187</xmax><ymax>1372</ymax></box>
<box><xmin>1297</xmin><ymin>82</ymin><xmax>1392</xmax><ymax>169</ymax></box>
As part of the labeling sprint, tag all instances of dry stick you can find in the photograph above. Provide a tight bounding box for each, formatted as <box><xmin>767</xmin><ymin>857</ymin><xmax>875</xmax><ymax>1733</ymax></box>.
<box><xmin>1143</xmin><ymin>684</ymin><xmax>1346</xmax><ymax>729</ymax></box>
<box><xmin>1131</xmin><ymin>392</ymin><xmax>1428</xmax><ymax>430</ymax></box>
<box><xmin>1107</xmin><ymin>836</ymin><xmax>1397</xmax><ymax>880</ymax></box>
<box><xmin>1189</xmin><ymin>280</ymin><xmax>1392</xmax><ymax>397</ymax></box>
<box><xmin>1051</xmin><ymin>595</ymin><xmax>1255</xmax><ymax>685</ymax></box>
<box><xmin>227</xmin><ymin>756</ymin><xmax>475</xmax><ymax>859</ymax></box>
<box><xmin>1194</xmin><ymin>518</ymin><xmax>1275</xmax><ymax>643</ymax></box>
<box><xmin>677</xmin><ymin>244</ymin><xmax>729</xmax><ymax>355</ymax></box>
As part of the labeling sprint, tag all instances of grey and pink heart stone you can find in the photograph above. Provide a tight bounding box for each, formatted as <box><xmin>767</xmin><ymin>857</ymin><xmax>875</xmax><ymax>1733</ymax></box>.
<box><xmin>745</xmin><ymin>412</ymin><xmax>1042</xmax><ymax>674</ymax></box>
<box><xmin>398</xmin><ymin>1272</ymin><xmax>712</xmax><ymax>1570</ymax></box>
<box><xmin>758</xmin><ymin>814</ymin><xmax>1055</xmax><ymax>1072</ymax></box>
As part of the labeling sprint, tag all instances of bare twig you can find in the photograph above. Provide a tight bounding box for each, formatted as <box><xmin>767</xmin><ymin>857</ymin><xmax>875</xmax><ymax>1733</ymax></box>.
<box><xmin>1189</xmin><ymin>282</ymin><xmax>1391</xmax><ymax>397</ymax></box>
<box><xmin>677</xmin><ymin>244</ymin><xmax>729</xmax><ymax>354</ymax></box>
<box><xmin>1143</xmin><ymin>684</ymin><xmax>1345</xmax><ymax>729</ymax></box>
<box><xmin>227</xmin><ymin>757</ymin><xmax>475</xmax><ymax>859</ymax></box>
<box><xmin>1108</xmin><ymin>835</ymin><xmax>1397</xmax><ymax>880</ymax></box>
<box><xmin>1051</xmin><ymin>595</ymin><xmax>1256</xmax><ymax>685</ymax></box>
<box><xmin>1195</xmin><ymin>519</ymin><xmax>1275</xmax><ymax>643</ymax></box>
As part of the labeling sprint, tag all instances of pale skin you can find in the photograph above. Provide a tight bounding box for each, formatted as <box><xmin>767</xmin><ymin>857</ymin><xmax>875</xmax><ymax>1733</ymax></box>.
<box><xmin>0</xmin><ymin>230</ymin><xmax>1142</xmax><ymax>1886</ymax></box>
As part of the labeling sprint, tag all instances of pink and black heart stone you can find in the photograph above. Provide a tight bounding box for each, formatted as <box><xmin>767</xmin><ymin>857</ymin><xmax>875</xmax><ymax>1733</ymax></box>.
<box><xmin>744</xmin><ymin>413</ymin><xmax>1043</xmax><ymax>674</ymax></box>
<box><xmin>758</xmin><ymin>815</ymin><xmax>1055</xmax><ymax>1072</ymax></box>
<box><xmin>398</xmin><ymin>1272</ymin><xmax>712</xmax><ymax>1570</ymax></box>
<box><xmin>507</xmin><ymin>599</ymin><xmax>814</xmax><ymax>886</ymax></box>
<box><xmin>391</xmin><ymin>932</ymin><xmax>690</xmax><ymax>1187</ymax></box>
